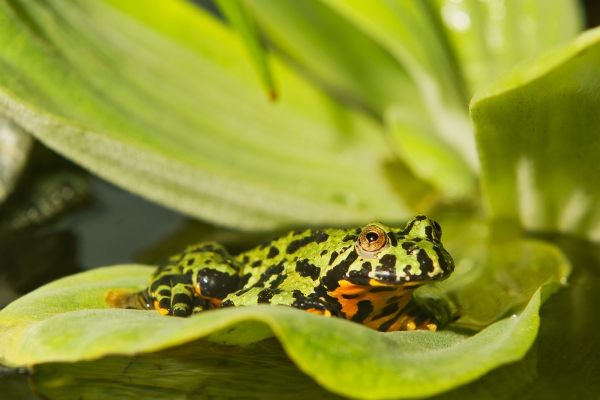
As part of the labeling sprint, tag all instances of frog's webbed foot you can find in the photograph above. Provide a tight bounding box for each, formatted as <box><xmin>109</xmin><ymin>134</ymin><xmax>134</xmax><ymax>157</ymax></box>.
<box><xmin>397</xmin><ymin>303</ymin><xmax>440</xmax><ymax>331</ymax></box>
<box><xmin>380</xmin><ymin>297</ymin><xmax>456</xmax><ymax>332</ymax></box>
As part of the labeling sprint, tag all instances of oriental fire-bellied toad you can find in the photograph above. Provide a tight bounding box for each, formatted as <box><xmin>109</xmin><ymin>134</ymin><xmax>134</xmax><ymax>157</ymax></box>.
<box><xmin>136</xmin><ymin>215</ymin><xmax>455</xmax><ymax>331</ymax></box>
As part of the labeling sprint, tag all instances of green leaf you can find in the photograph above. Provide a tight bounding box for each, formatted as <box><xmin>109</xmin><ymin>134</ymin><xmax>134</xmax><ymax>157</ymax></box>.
<box><xmin>30</xmin><ymin>338</ymin><xmax>346</xmax><ymax>400</ymax></box>
<box><xmin>430</xmin><ymin>0</ymin><xmax>583</xmax><ymax>95</ymax></box>
<box><xmin>214</xmin><ymin>0</ymin><xmax>278</xmax><ymax>100</ymax></box>
<box><xmin>471</xmin><ymin>27</ymin><xmax>600</xmax><ymax>239</ymax></box>
<box><xmin>436</xmin><ymin>217</ymin><xmax>571</xmax><ymax>329</ymax></box>
<box><xmin>240</xmin><ymin>0</ymin><xmax>476</xmax><ymax>200</ymax></box>
<box><xmin>242</xmin><ymin>0</ymin><xmax>420</xmax><ymax>115</ymax></box>
<box><xmin>0</xmin><ymin>0</ymin><xmax>418</xmax><ymax>230</ymax></box>
<box><xmin>0</xmin><ymin>117</ymin><xmax>32</xmax><ymax>203</ymax></box>
<box><xmin>0</xmin><ymin>223</ymin><xmax>570</xmax><ymax>399</ymax></box>
<box><xmin>321</xmin><ymin>0</ymin><xmax>478</xmax><ymax>200</ymax></box>
<box><xmin>386</xmin><ymin>107</ymin><xmax>476</xmax><ymax>199</ymax></box>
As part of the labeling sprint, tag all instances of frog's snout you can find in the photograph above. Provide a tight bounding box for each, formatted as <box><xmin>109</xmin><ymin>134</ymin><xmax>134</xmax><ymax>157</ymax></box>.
<box><xmin>369</xmin><ymin>242</ymin><xmax>455</xmax><ymax>286</ymax></box>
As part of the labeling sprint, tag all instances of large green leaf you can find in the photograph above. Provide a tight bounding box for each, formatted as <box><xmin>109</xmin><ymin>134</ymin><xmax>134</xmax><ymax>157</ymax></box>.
<box><xmin>0</xmin><ymin>116</ymin><xmax>32</xmax><ymax>203</ymax></box>
<box><xmin>0</xmin><ymin>0</ymin><xmax>421</xmax><ymax>231</ymax></box>
<box><xmin>214</xmin><ymin>0</ymin><xmax>278</xmax><ymax>100</ymax></box>
<box><xmin>242</xmin><ymin>0</ymin><xmax>420</xmax><ymax>115</ymax></box>
<box><xmin>30</xmin><ymin>338</ymin><xmax>347</xmax><ymax>400</ymax></box>
<box><xmin>472</xmin><ymin>27</ymin><xmax>600</xmax><ymax>239</ymax></box>
<box><xmin>321</xmin><ymin>0</ymin><xmax>478</xmax><ymax>201</ymax></box>
<box><xmin>431</xmin><ymin>0</ymin><xmax>583</xmax><ymax>95</ymax></box>
<box><xmin>0</xmin><ymin>225</ymin><xmax>569</xmax><ymax>398</ymax></box>
<box><xmin>241</xmin><ymin>0</ymin><xmax>477</xmax><ymax>201</ymax></box>
<box><xmin>436</xmin><ymin>216</ymin><xmax>571</xmax><ymax>329</ymax></box>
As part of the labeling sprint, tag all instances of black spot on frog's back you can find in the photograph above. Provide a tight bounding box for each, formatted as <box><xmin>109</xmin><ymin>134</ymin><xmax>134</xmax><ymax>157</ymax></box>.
<box><xmin>328</xmin><ymin>251</ymin><xmax>339</xmax><ymax>265</ymax></box>
<box><xmin>295</xmin><ymin>259</ymin><xmax>321</xmax><ymax>280</ymax></box>
<box><xmin>257</xmin><ymin>288</ymin><xmax>282</xmax><ymax>303</ymax></box>
<box><xmin>267</xmin><ymin>246</ymin><xmax>280</xmax><ymax>259</ymax></box>
<box><xmin>254</xmin><ymin>262</ymin><xmax>285</xmax><ymax>286</ymax></box>
<box><xmin>269</xmin><ymin>274</ymin><xmax>287</xmax><ymax>289</ymax></box>
<box><xmin>286</xmin><ymin>231</ymin><xmax>330</xmax><ymax>254</ymax></box>
<box><xmin>151</xmin><ymin>270</ymin><xmax>193</xmax><ymax>292</ymax></box>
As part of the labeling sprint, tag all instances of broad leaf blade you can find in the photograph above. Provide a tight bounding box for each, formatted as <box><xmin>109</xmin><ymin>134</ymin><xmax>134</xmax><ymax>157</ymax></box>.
<box><xmin>242</xmin><ymin>0</ymin><xmax>420</xmax><ymax>115</ymax></box>
<box><xmin>322</xmin><ymin>0</ymin><xmax>478</xmax><ymax>199</ymax></box>
<box><xmin>471</xmin><ymin>27</ymin><xmax>600</xmax><ymax>239</ymax></box>
<box><xmin>435</xmin><ymin>217</ymin><xmax>571</xmax><ymax>329</ymax></box>
<box><xmin>0</xmin><ymin>117</ymin><xmax>32</xmax><ymax>203</ymax></box>
<box><xmin>31</xmin><ymin>338</ymin><xmax>346</xmax><ymax>400</ymax></box>
<box><xmin>242</xmin><ymin>0</ymin><xmax>476</xmax><ymax>200</ymax></box>
<box><xmin>431</xmin><ymin>0</ymin><xmax>583</xmax><ymax>95</ymax></box>
<box><xmin>0</xmin><ymin>0</ymin><xmax>414</xmax><ymax>230</ymax></box>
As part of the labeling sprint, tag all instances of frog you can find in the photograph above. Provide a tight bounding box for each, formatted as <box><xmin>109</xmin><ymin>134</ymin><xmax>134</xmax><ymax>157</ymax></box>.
<box><xmin>136</xmin><ymin>215</ymin><xmax>455</xmax><ymax>332</ymax></box>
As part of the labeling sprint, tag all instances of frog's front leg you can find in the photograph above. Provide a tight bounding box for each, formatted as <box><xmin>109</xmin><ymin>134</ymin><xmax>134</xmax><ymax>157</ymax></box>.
<box><xmin>144</xmin><ymin>261</ymin><xmax>213</xmax><ymax>316</ymax></box>
<box><xmin>146</xmin><ymin>242</ymin><xmax>248</xmax><ymax>317</ymax></box>
<box><xmin>146</xmin><ymin>263</ymin><xmax>198</xmax><ymax>316</ymax></box>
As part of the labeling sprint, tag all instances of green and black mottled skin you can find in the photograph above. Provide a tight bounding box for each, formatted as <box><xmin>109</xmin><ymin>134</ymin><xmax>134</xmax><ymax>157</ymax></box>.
<box><xmin>137</xmin><ymin>215</ymin><xmax>455</xmax><ymax>332</ymax></box>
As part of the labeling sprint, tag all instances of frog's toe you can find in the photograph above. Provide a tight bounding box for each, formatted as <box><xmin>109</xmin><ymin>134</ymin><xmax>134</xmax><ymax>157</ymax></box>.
<box><xmin>192</xmin><ymin>296</ymin><xmax>213</xmax><ymax>313</ymax></box>
<box><xmin>172</xmin><ymin>294</ymin><xmax>193</xmax><ymax>317</ymax></box>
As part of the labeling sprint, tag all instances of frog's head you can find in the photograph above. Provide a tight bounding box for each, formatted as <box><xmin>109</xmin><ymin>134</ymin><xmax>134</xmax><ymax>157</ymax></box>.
<box><xmin>352</xmin><ymin>215</ymin><xmax>454</xmax><ymax>286</ymax></box>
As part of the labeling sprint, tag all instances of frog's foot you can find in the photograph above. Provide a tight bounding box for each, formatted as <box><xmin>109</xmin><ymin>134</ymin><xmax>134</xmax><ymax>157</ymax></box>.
<box><xmin>151</xmin><ymin>277</ymin><xmax>211</xmax><ymax>317</ymax></box>
<box><xmin>398</xmin><ymin>313</ymin><xmax>440</xmax><ymax>332</ymax></box>
<box><xmin>379</xmin><ymin>301</ymin><xmax>441</xmax><ymax>332</ymax></box>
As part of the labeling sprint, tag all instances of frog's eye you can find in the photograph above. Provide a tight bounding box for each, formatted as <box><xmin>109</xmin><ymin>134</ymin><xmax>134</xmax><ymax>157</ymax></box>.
<box><xmin>357</xmin><ymin>226</ymin><xmax>389</xmax><ymax>258</ymax></box>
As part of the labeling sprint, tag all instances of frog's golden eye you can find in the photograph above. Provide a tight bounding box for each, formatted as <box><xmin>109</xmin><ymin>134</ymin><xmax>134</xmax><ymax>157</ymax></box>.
<box><xmin>357</xmin><ymin>226</ymin><xmax>389</xmax><ymax>257</ymax></box>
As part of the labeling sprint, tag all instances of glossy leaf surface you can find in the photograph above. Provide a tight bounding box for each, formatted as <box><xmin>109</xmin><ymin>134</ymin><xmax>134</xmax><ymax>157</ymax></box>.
<box><xmin>432</xmin><ymin>0</ymin><xmax>583</xmax><ymax>95</ymax></box>
<box><xmin>472</xmin><ymin>27</ymin><xmax>600</xmax><ymax>240</ymax></box>
<box><xmin>0</xmin><ymin>0</ymin><xmax>413</xmax><ymax>231</ymax></box>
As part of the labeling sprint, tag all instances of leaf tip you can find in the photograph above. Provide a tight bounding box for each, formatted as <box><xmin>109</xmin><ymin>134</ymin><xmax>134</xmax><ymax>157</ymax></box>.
<box><xmin>268</xmin><ymin>88</ymin><xmax>278</xmax><ymax>102</ymax></box>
